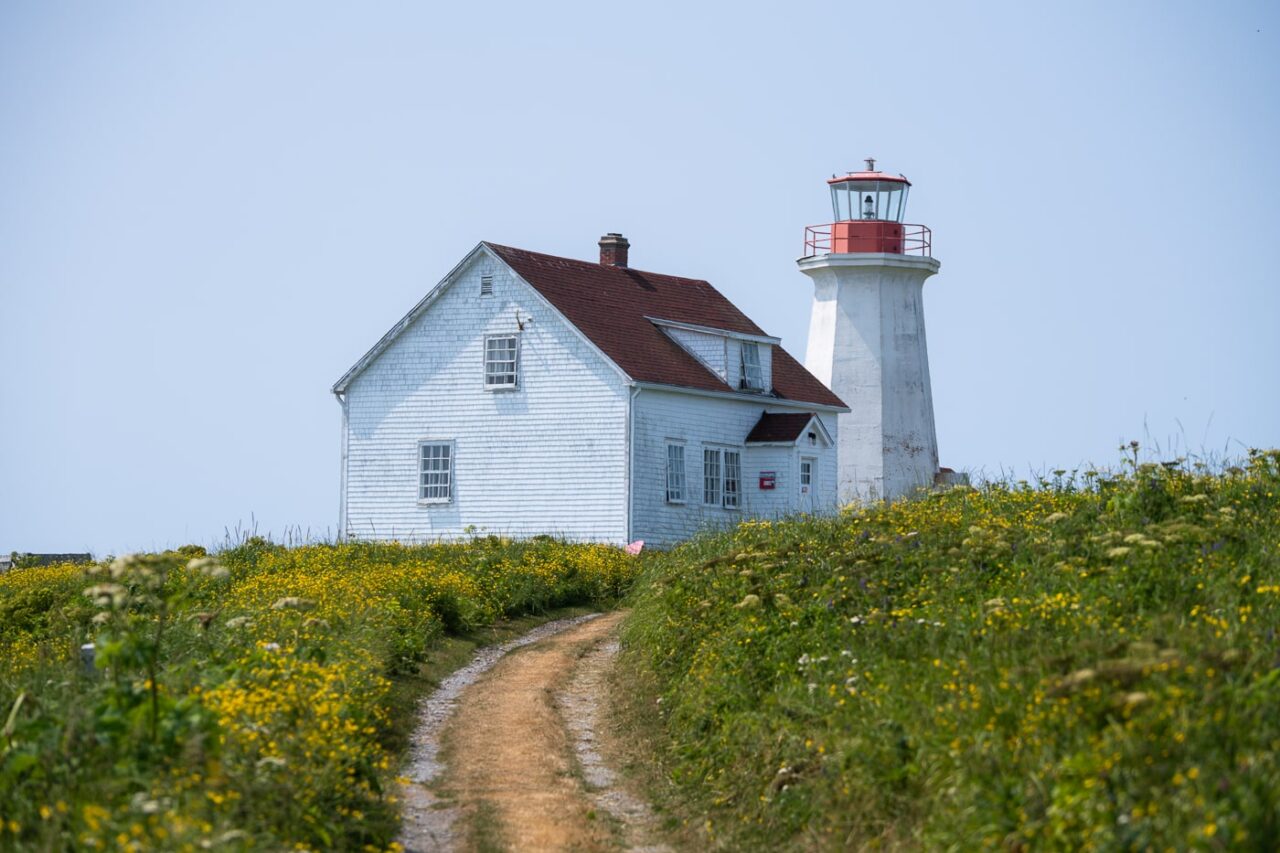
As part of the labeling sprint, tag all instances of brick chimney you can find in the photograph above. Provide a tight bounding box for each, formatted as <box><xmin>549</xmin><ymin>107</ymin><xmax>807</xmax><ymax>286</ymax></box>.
<box><xmin>598</xmin><ymin>233</ymin><xmax>629</xmax><ymax>267</ymax></box>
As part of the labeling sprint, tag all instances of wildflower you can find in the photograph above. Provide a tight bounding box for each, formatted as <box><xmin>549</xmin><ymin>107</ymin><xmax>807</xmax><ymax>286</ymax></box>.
<box><xmin>84</xmin><ymin>583</ymin><xmax>127</xmax><ymax>608</ymax></box>
<box><xmin>271</xmin><ymin>597</ymin><xmax>317</xmax><ymax>611</ymax></box>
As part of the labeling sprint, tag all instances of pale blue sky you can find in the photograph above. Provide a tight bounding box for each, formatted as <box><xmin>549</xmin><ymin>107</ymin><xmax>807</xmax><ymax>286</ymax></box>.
<box><xmin>2</xmin><ymin>1</ymin><xmax>1276</xmax><ymax>555</ymax></box>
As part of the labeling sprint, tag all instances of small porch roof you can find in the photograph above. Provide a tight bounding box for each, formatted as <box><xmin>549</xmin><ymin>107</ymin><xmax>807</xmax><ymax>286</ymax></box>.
<box><xmin>744</xmin><ymin>412</ymin><xmax>831</xmax><ymax>446</ymax></box>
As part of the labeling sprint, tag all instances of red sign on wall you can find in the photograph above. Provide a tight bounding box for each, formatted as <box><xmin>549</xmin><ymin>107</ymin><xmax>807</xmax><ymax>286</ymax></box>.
<box><xmin>759</xmin><ymin>472</ymin><xmax>776</xmax><ymax>490</ymax></box>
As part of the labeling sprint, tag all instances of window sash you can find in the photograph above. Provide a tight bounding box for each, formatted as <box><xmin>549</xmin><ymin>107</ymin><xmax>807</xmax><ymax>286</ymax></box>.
<box><xmin>740</xmin><ymin>343</ymin><xmax>763</xmax><ymax>390</ymax></box>
<box><xmin>800</xmin><ymin>458</ymin><xmax>813</xmax><ymax>488</ymax></box>
<box><xmin>484</xmin><ymin>336</ymin><xmax>518</xmax><ymax>387</ymax></box>
<box><xmin>419</xmin><ymin>443</ymin><xmax>453</xmax><ymax>501</ymax></box>
<box><xmin>723</xmin><ymin>450</ymin><xmax>741</xmax><ymax>509</ymax></box>
<box><xmin>666</xmin><ymin>444</ymin><xmax>686</xmax><ymax>503</ymax></box>
<box><xmin>703</xmin><ymin>449</ymin><xmax>721</xmax><ymax>505</ymax></box>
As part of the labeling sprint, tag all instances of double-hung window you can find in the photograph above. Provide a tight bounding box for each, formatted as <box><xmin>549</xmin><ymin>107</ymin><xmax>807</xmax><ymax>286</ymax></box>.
<box><xmin>666</xmin><ymin>444</ymin><xmax>686</xmax><ymax>503</ymax></box>
<box><xmin>484</xmin><ymin>335</ymin><xmax>518</xmax><ymax>389</ymax></box>
<box><xmin>740</xmin><ymin>342</ymin><xmax>763</xmax><ymax>391</ymax></box>
<box><xmin>419</xmin><ymin>442</ymin><xmax>453</xmax><ymax>502</ymax></box>
<box><xmin>722</xmin><ymin>450</ymin><xmax>741</xmax><ymax>509</ymax></box>
<box><xmin>698</xmin><ymin>447</ymin><xmax>742</xmax><ymax>508</ymax></box>
<box><xmin>703</xmin><ymin>448</ymin><xmax>721</xmax><ymax>506</ymax></box>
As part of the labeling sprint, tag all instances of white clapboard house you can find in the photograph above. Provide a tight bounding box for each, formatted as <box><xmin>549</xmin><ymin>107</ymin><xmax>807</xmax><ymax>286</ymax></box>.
<box><xmin>332</xmin><ymin>234</ymin><xmax>846</xmax><ymax>546</ymax></box>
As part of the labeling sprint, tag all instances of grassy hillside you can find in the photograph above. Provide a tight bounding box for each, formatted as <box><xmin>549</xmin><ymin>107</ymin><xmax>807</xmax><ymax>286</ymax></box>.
<box><xmin>624</xmin><ymin>450</ymin><xmax>1280</xmax><ymax>850</ymax></box>
<box><xmin>0</xmin><ymin>538</ymin><xmax>635</xmax><ymax>850</ymax></box>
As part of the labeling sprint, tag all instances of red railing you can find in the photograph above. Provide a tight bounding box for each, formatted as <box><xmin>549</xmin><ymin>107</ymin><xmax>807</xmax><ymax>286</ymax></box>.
<box><xmin>803</xmin><ymin>223</ymin><xmax>932</xmax><ymax>258</ymax></box>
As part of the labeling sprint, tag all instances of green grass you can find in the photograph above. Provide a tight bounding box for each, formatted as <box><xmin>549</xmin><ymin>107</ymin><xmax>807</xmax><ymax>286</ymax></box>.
<box><xmin>0</xmin><ymin>538</ymin><xmax>635</xmax><ymax>851</ymax></box>
<box><xmin>622</xmin><ymin>450</ymin><xmax>1280</xmax><ymax>850</ymax></box>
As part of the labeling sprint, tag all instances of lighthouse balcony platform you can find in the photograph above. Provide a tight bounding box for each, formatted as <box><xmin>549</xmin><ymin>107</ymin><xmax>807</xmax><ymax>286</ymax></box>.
<box><xmin>803</xmin><ymin>222</ymin><xmax>932</xmax><ymax>258</ymax></box>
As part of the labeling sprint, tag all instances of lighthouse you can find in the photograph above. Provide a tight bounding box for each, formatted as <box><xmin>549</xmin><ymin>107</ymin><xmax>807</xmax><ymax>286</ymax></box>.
<box><xmin>798</xmin><ymin>160</ymin><xmax>942</xmax><ymax>503</ymax></box>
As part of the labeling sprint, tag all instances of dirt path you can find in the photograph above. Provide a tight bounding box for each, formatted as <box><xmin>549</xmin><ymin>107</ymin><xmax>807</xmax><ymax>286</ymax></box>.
<box><xmin>398</xmin><ymin>611</ymin><xmax>667</xmax><ymax>853</ymax></box>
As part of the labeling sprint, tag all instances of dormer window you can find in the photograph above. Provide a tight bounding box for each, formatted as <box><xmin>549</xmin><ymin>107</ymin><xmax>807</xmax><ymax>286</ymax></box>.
<box><xmin>740</xmin><ymin>342</ymin><xmax>764</xmax><ymax>391</ymax></box>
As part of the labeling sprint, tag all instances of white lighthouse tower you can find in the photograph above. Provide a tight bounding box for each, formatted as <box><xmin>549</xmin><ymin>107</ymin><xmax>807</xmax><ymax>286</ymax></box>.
<box><xmin>798</xmin><ymin>160</ymin><xmax>942</xmax><ymax>503</ymax></box>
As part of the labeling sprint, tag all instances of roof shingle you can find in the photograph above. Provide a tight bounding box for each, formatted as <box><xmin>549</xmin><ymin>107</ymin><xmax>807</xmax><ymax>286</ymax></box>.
<box><xmin>486</xmin><ymin>243</ymin><xmax>845</xmax><ymax>409</ymax></box>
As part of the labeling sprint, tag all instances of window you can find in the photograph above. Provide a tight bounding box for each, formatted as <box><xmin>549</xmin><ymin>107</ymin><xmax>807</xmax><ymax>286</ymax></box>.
<box><xmin>703</xmin><ymin>448</ymin><xmax>721</xmax><ymax>506</ymax></box>
<box><xmin>419</xmin><ymin>442</ymin><xmax>453</xmax><ymax>502</ymax></box>
<box><xmin>480</xmin><ymin>275</ymin><xmax>494</xmax><ymax>296</ymax></box>
<box><xmin>800</xmin><ymin>457</ymin><xmax>814</xmax><ymax>493</ymax></box>
<box><xmin>484</xmin><ymin>335</ymin><xmax>518</xmax><ymax>388</ymax></box>
<box><xmin>723</xmin><ymin>450</ymin><xmax>741</xmax><ymax>509</ymax></box>
<box><xmin>740</xmin><ymin>342</ymin><xmax>763</xmax><ymax>391</ymax></box>
<box><xmin>666</xmin><ymin>444</ymin><xmax>686</xmax><ymax>503</ymax></box>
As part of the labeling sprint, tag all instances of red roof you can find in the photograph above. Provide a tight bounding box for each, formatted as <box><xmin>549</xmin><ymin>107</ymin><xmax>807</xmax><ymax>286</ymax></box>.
<box><xmin>486</xmin><ymin>243</ymin><xmax>846</xmax><ymax>409</ymax></box>
<box><xmin>828</xmin><ymin>171</ymin><xmax>910</xmax><ymax>186</ymax></box>
<box><xmin>745</xmin><ymin>412</ymin><xmax>819</xmax><ymax>443</ymax></box>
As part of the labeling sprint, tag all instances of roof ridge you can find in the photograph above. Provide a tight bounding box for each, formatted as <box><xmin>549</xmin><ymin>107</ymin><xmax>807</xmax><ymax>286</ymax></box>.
<box><xmin>482</xmin><ymin>241</ymin><xmax>712</xmax><ymax>287</ymax></box>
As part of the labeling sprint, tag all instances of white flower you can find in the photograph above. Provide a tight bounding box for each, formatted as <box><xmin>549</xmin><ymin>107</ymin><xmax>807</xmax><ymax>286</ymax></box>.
<box><xmin>84</xmin><ymin>583</ymin><xmax>127</xmax><ymax>608</ymax></box>
<box><xmin>271</xmin><ymin>597</ymin><xmax>317</xmax><ymax>611</ymax></box>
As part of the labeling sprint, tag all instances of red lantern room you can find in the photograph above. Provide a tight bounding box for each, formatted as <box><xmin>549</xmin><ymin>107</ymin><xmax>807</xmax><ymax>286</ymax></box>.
<box><xmin>803</xmin><ymin>158</ymin><xmax>931</xmax><ymax>256</ymax></box>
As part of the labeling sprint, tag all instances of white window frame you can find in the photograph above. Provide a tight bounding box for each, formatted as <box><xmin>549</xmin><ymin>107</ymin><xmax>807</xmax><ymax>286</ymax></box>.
<box><xmin>800</xmin><ymin>456</ymin><xmax>815</xmax><ymax>494</ymax></box>
<box><xmin>665</xmin><ymin>442</ymin><xmax>686</xmax><ymax>504</ymax></box>
<box><xmin>479</xmin><ymin>274</ymin><xmax>494</xmax><ymax>297</ymax></box>
<box><xmin>722</xmin><ymin>449</ymin><xmax>742</xmax><ymax>509</ymax></box>
<box><xmin>418</xmin><ymin>440</ymin><xmax>455</xmax><ymax>504</ymax></box>
<box><xmin>739</xmin><ymin>342</ymin><xmax>764</xmax><ymax>391</ymax></box>
<box><xmin>483</xmin><ymin>334</ymin><xmax>519</xmax><ymax>390</ymax></box>
<box><xmin>703</xmin><ymin>448</ymin><xmax>721</xmax><ymax>506</ymax></box>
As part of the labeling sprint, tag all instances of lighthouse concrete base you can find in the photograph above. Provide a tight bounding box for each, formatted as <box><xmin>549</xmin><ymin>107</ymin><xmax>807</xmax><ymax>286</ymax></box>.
<box><xmin>798</xmin><ymin>252</ymin><xmax>942</xmax><ymax>505</ymax></box>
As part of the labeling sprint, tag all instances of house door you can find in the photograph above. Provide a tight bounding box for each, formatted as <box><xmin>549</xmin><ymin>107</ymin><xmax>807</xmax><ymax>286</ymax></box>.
<box><xmin>800</xmin><ymin>457</ymin><xmax>816</xmax><ymax>513</ymax></box>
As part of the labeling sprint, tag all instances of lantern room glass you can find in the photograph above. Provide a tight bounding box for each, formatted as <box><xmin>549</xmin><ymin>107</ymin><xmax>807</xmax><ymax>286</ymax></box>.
<box><xmin>830</xmin><ymin>180</ymin><xmax>909</xmax><ymax>223</ymax></box>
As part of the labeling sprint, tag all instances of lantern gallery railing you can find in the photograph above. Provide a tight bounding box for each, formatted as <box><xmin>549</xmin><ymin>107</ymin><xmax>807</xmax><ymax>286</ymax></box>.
<box><xmin>802</xmin><ymin>223</ymin><xmax>932</xmax><ymax>258</ymax></box>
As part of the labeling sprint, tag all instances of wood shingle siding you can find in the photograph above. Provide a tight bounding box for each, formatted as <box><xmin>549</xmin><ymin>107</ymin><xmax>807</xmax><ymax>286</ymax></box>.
<box><xmin>629</xmin><ymin>389</ymin><xmax>838</xmax><ymax>546</ymax></box>
<box><xmin>342</xmin><ymin>254</ymin><xmax>629</xmax><ymax>543</ymax></box>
